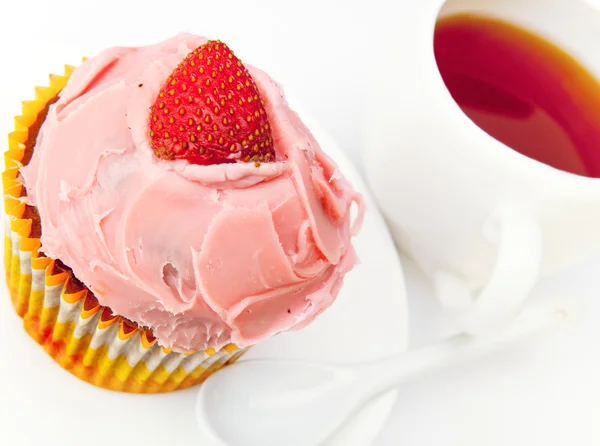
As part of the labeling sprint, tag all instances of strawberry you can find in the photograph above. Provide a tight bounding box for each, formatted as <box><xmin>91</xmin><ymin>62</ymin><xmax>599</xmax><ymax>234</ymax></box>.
<box><xmin>149</xmin><ymin>40</ymin><xmax>275</xmax><ymax>165</ymax></box>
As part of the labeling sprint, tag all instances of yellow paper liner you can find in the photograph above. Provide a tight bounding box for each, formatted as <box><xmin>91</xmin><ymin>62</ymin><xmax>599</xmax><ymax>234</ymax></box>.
<box><xmin>4</xmin><ymin>64</ymin><xmax>247</xmax><ymax>393</ymax></box>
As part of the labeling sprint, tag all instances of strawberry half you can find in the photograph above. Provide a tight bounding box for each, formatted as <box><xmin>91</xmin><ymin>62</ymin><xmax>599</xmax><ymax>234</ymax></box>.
<box><xmin>149</xmin><ymin>40</ymin><xmax>275</xmax><ymax>165</ymax></box>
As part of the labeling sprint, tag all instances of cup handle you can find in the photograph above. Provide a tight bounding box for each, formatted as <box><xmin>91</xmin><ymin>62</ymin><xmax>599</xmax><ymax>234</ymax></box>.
<box><xmin>432</xmin><ymin>208</ymin><xmax>543</xmax><ymax>336</ymax></box>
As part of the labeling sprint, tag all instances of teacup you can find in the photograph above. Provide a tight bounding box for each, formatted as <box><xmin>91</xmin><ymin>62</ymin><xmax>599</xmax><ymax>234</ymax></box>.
<box><xmin>364</xmin><ymin>0</ymin><xmax>600</xmax><ymax>334</ymax></box>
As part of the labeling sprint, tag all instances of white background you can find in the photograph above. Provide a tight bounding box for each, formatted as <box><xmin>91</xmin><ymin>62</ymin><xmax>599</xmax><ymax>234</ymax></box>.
<box><xmin>2</xmin><ymin>0</ymin><xmax>600</xmax><ymax>445</ymax></box>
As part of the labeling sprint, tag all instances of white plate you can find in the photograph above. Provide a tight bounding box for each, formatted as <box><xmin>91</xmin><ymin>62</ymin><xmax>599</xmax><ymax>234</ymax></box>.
<box><xmin>0</xmin><ymin>103</ymin><xmax>408</xmax><ymax>446</ymax></box>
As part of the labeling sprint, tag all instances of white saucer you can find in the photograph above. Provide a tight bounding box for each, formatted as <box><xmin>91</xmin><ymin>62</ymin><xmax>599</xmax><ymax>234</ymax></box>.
<box><xmin>376</xmin><ymin>253</ymin><xmax>600</xmax><ymax>446</ymax></box>
<box><xmin>0</xmin><ymin>106</ymin><xmax>408</xmax><ymax>446</ymax></box>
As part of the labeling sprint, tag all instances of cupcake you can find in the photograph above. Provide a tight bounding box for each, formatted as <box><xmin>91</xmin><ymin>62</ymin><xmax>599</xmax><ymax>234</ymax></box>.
<box><xmin>4</xmin><ymin>34</ymin><xmax>363</xmax><ymax>393</ymax></box>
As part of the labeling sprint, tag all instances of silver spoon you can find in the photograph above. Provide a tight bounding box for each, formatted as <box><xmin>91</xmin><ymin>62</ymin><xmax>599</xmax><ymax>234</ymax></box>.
<box><xmin>196</xmin><ymin>301</ymin><xmax>570</xmax><ymax>446</ymax></box>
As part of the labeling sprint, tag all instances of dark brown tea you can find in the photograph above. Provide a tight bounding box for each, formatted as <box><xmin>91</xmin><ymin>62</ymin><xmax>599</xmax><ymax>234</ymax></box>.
<box><xmin>434</xmin><ymin>14</ymin><xmax>600</xmax><ymax>177</ymax></box>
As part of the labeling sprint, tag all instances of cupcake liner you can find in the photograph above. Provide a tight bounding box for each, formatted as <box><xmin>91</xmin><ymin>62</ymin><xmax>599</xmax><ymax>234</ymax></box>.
<box><xmin>4</xmin><ymin>65</ymin><xmax>247</xmax><ymax>393</ymax></box>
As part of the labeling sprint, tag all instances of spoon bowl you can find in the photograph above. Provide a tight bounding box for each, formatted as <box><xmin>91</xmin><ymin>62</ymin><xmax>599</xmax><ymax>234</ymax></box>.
<box><xmin>197</xmin><ymin>360</ymin><xmax>360</xmax><ymax>446</ymax></box>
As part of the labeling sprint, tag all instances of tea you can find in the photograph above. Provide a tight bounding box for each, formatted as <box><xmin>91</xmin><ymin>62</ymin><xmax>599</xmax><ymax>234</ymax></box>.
<box><xmin>434</xmin><ymin>14</ymin><xmax>600</xmax><ymax>177</ymax></box>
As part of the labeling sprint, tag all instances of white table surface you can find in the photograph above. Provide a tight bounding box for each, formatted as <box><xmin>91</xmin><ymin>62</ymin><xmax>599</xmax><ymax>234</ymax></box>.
<box><xmin>2</xmin><ymin>1</ymin><xmax>600</xmax><ymax>445</ymax></box>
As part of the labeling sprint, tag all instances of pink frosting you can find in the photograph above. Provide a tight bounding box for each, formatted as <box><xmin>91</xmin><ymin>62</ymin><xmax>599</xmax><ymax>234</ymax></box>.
<box><xmin>21</xmin><ymin>34</ymin><xmax>364</xmax><ymax>353</ymax></box>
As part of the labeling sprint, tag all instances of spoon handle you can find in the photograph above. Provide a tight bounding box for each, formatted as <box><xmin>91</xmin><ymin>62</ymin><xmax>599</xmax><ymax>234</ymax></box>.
<box><xmin>362</xmin><ymin>300</ymin><xmax>572</xmax><ymax>396</ymax></box>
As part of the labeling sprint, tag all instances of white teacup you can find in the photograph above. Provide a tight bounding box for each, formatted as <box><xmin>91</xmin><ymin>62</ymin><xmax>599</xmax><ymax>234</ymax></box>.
<box><xmin>364</xmin><ymin>0</ymin><xmax>600</xmax><ymax>335</ymax></box>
